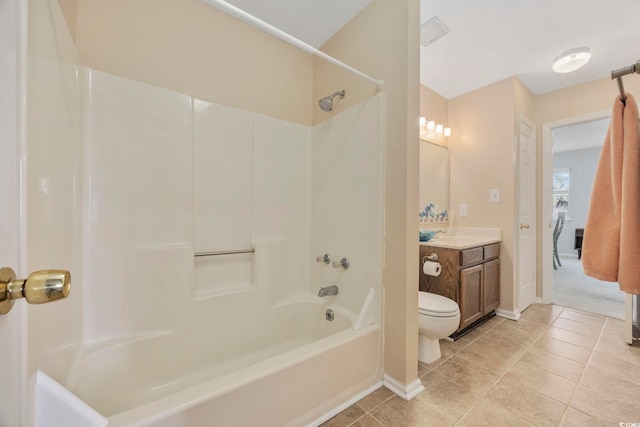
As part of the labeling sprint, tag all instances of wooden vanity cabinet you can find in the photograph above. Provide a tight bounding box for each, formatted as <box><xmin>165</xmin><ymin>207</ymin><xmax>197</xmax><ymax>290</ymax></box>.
<box><xmin>420</xmin><ymin>242</ymin><xmax>500</xmax><ymax>333</ymax></box>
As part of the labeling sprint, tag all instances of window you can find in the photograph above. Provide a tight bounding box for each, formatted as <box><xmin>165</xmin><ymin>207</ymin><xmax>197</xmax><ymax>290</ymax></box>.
<box><xmin>552</xmin><ymin>168</ymin><xmax>570</xmax><ymax>218</ymax></box>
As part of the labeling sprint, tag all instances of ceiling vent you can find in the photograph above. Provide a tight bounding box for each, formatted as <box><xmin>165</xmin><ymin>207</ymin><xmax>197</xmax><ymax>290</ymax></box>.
<box><xmin>420</xmin><ymin>16</ymin><xmax>451</xmax><ymax>47</ymax></box>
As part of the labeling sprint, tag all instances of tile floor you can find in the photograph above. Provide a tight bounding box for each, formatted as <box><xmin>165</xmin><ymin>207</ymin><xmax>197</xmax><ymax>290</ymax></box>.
<box><xmin>321</xmin><ymin>304</ymin><xmax>640</xmax><ymax>427</ymax></box>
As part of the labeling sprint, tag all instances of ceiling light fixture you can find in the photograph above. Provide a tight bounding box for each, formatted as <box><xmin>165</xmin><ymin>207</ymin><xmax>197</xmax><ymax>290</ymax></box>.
<box><xmin>552</xmin><ymin>47</ymin><xmax>591</xmax><ymax>73</ymax></box>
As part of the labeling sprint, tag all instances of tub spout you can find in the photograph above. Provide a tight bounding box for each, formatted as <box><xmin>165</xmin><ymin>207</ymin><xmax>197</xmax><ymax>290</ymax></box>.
<box><xmin>318</xmin><ymin>285</ymin><xmax>339</xmax><ymax>297</ymax></box>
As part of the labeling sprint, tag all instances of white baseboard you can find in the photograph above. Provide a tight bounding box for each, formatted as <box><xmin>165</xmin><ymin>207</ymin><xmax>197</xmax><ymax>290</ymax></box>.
<box><xmin>558</xmin><ymin>253</ymin><xmax>579</xmax><ymax>259</ymax></box>
<box><xmin>383</xmin><ymin>374</ymin><xmax>424</xmax><ymax>401</ymax></box>
<box><xmin>496</xmin><ymin>308</ymin><xmax>521</xmax><ymax>321</ymax></box>
<box><xmin>306</xmin><ymin>381</ymin><xmax>383</xmax><ymax>427</ymax></box>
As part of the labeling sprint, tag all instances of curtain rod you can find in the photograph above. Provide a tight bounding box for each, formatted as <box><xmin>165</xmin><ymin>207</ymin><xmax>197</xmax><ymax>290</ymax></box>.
<box><xmin>611</xmin><ymin>60</ymin><xmax>640</xmax><ymax>101</ymax></box>
<box><xmin>200</xmin><ymin>0</ymin><xmax>384</xmax><ymax>90</ymax></box>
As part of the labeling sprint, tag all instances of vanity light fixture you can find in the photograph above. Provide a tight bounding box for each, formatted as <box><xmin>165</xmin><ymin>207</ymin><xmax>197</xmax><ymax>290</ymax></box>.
<box><xmin>552</xmin><ymin>47</ymin><xmax>591</xmax><ymax>73</ymax></box>
<box><xmin>420</xmin><ymin>118</ymin><xmax>451</xmax><ymax>137</ymax></box>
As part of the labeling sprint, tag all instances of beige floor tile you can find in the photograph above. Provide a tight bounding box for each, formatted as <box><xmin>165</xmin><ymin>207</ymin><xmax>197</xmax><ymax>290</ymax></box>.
<box><xmin>418</xmin><ymin>371</ymin><xmax>482</xmax><ymax>423</ymax></box>
<box><xmin>552</xmin><ymin>317</ymin><xmax>603</xmax><ymax>338</ymax></box>
<box><xmin>439</xmin><ymin>335</ymin><xmax>472</xmax><ymax>356</ymax></box>
<box><xmin>544</xmin><ymin>326</ymin><xmax>598</xmax><ymax>350</ymax></box>
<box><xmin>456</xmin><ymin>335</ymin><xmax>525</xmax><ymax>375</ymax></box>
<box><xmin>320</xmin><ymin>405</ymin><xmax>366</xmax><ymax>427</ymax></box>
<box><xmin>503</xmin><ymin>360</ymin><xmax>576</xmax><ymax>403</ymax></box>
<box><xmin>588</xmin><ymin>349</ymin><xmax>640</xmax><ymax>386</ymax></box>
<box><xmin>457</xmin><ymin>397</ymin><xmax>536</xmax><ymax>427</ymax></box>
<box><xmin>579</xmin><ymin>365</ymin><xmax>640</xmax><ymax>405</ymax></box>
<box><xmin>489</xmin><ymin>320</ymin><xmax>547</xmax><ymax>347</ymax></box>
<box><xmin>594</xmin><ymin>332</ymin><xmax>640</xmax><ymax>365</ymax></box>
<box><xmin>357</xmin><ymin>387</ymin><xmax>394</xmax><ymax>412</ymax></box>
<box><xmin>561</xmin><ymin>408</ymin><xmax>609</xmax><ymax>427</ymax></box>
<box><xmin>430</xmin><ymin>354</ymin><xmax>501</xmax><ymax>396</ymax></box>
<box><xmin>532</xmin><ymin>336</ymin><xmax>591</xmax><ymax>364</ymax></box>
<box><xmin>570</xmin><ymin>384</ymin><xmax>640</xmax><ymax>423</ymax></box>
<box><xmin>520</xmin><ymin>347</ymin><xmax>585</xmax><ymax>382</ymax></box>
<box><xmin>350</xmin><ymin>414</ymin><xmax>383</xmax><ymax>427</ymax></box>
<box><xmin>559</xmin><ymin>309</ymin><xmax>606</xmax><ymax>327</ymax></box>
<box><xmin>471</xmin><ymin>315</ymin><xmax>504</xmax><ymax>334</ymax></box>
<box><xmin>519</xmin><ymin>304</ymin><xmax>564</xmax><ymax>324</ymax></box>
<box><xmin>486</xmin><ymin>378</ymin><xmax>567</xmax><ymax>427</ymax></box>
<box><xmin>370</xmin><ymin>395</ymin><xmax>454</xmax><ymax>427</ymax></box>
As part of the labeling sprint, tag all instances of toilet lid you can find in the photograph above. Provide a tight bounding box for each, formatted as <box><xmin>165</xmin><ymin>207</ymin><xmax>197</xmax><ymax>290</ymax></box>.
<box><xmin>418</xmin><ymin>291</ymin><xmax>459</xmax><ymax>315</ymax></box>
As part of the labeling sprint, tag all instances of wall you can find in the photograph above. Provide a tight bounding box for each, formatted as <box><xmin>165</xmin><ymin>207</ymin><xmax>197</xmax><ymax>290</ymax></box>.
<box><xmin>552</xmin><ymin>147</ymin><xmax>601</xmax><ymax>255</ymax></box>
<box><xmin>71</xmin><ymin>0</ymin><xmax>313</xmax><ymax>126</ymax></box>
<box><xmin>535</xmin><ymin>76</ymin><xmax>640</xmax><ymax>297</ymax></box>
<box><xmin>448</xmin><ymin>78</ymin><xmax>518</xmax><ymax>313</ymax></box>
<box><xmin>317</xmin><ymin>0</ymin><xmax>421</xmax><ymax>388</ymax></box>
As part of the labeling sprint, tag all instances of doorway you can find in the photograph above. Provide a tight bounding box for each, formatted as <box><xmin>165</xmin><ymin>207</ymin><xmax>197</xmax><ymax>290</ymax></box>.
<box><xmin>542</xmin><ymin>113</ymin><xmax>625</xmax><ymax>319</ymax></box>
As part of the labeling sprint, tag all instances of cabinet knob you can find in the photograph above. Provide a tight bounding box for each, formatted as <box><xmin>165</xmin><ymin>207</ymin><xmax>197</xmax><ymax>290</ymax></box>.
<box><xmin>520</xmin><ymin>223</ymin><xmax>530</xmax><ymax>230</ymax></box>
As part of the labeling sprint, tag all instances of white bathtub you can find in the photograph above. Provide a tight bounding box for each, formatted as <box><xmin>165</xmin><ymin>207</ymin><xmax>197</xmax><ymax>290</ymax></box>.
<box><xmin>62</xmin><ymin>298</ymin><xmax>381</xmax><ymax>426</ymax></box>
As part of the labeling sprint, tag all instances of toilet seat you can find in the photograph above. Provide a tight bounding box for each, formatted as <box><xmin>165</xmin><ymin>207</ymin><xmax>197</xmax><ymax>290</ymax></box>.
<box><xmin>418</xmin><ymin>291</ymin><xmax>459</xmax><ymax>318</ymax></box>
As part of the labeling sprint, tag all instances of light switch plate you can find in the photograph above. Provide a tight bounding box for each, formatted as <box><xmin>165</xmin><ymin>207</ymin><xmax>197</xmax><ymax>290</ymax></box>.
<box><xmin>459</xmin><ymin>203</ymin><xmax>468</xmax><ymax>217</ymax></box>
<box><xmin>490</xmin><ymin>188</ymin><xmax>501</xmax><ymax>203</ymax></box>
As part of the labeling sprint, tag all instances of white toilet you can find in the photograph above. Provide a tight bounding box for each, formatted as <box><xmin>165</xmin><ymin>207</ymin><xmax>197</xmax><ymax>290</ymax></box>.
<box><xmin>418</xmin><ymin>291</ymin><xmax>461</xmax><ymax>364</ymax></box>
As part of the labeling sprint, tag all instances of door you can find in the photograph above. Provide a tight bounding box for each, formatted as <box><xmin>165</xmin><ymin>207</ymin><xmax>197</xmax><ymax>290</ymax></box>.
<box><xmin>518</xmin><ymin>115</ymin><xmax>537</xmax><ymax>311</ymax></box>
<box><xmin>483</xmin><ymin>259</ymin><xmax>500</xmax><ymax>314</ymax></box>
<box><xmin>460</xmin><ymin>265</ymin><xmax>483</xmax><ymax>329</ymax></box>
<box><xmin>0</xmin><ymin>0</ymin><xmax>25</xmax><ymax>424</ymax></box>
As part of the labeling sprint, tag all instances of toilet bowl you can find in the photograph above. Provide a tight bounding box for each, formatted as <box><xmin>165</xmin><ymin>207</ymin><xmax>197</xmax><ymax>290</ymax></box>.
<box><xmin>418</xmin><ymin>291</ymin><xmax>460</xmax><ymax>364</ymax></box>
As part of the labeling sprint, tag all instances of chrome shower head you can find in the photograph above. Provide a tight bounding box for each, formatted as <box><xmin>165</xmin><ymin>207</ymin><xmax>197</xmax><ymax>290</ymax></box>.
<box><xmin>318</xmin><ymin>90</ymin><xmax>346</xmax><ymax>112</ymax></box>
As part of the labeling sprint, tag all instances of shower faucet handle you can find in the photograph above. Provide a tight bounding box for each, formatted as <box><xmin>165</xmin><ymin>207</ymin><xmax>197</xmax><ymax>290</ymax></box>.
<box><xmin>332</xmin><ymin>258</ymin><xmax>350</xmax><ymax>270</ymax></box>
<box><xmin>316</xmin><ymin>254</ymin><xmax>331</xmax><ymax>265</ymax></box>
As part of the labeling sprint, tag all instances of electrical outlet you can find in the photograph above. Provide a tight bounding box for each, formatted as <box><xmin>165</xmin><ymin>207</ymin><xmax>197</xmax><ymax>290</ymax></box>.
<box><xmin>490</xmin><ymin>188</ymin><xmax>501</xmax><ymax>203</ymax></box>
<box><xmin>459</xmin><ymin>203</ymin><xmax>468</xmax><ymax>217</ymax></box>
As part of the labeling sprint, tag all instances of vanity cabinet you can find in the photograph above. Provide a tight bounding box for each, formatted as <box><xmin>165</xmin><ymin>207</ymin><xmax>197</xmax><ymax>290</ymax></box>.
<box><xmin>420</xmin><ymin>242</ymin><xmax>500</xmax><ymax>333</ymax></box>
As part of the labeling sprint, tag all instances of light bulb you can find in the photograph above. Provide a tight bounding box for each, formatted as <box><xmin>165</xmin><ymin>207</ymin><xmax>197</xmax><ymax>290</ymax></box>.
<box><xmin>426</xmin><ymin>120</ymin><xmax>435</xmax><ymax>131</ymax></box>
<box><xmin>444</xmin><ymin>127</ymin><xmax>451</xmax><ymax>137</ymax></box>
<box><xmin>419</xmin><ymin>117</ymin><xmax>426</xmax><ymax>127</ymax></box>
<box><xmin>436</xmin><ymin>124</ymin><xmax>443</xmax><ymax>134</ymax></box>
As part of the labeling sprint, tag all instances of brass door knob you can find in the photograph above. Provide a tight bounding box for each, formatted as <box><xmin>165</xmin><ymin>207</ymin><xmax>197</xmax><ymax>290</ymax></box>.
<box><xmin>0</xmin><ymin>267</ymin><xmax>70</xmax><ymax>314</ymax></box>
<box><xmin>520</xmin><ymin>223</ymin><xmax>530</xmax><ymax>230</ymax></box>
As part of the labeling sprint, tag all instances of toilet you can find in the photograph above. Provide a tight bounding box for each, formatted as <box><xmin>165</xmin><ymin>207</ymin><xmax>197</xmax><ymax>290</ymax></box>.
<box><xmin>418</xmin><ymin>291</ymin><xmax>461</xmax><ymax>364</ymax></box>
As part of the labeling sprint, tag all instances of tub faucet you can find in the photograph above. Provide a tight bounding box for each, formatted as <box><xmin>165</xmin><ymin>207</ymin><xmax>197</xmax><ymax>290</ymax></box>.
<box><xmin>318</xmin><ymin>285</ymin><xmax>339</xmax><ymax>297</ymax></box>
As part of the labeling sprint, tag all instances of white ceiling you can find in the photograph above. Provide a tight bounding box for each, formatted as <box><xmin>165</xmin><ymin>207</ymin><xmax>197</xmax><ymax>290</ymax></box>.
<box><xmin>223</xmin><ymin>0</ymin><xmax>640</xmax><ymax>100</ymax></box>
<box><xmin>552</xmin><ymin>118</ymin><xmax>609</xmax><ymax>153</ymax></box>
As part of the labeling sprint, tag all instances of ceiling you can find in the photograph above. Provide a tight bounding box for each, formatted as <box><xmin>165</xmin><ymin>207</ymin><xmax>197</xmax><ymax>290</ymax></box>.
<box><xmin>552</xmin><ymin>118</ymin><xmax>609</xmax><ymax>153</ymax></box>
<box><xmin>224</xmin><ymin>0</ymin><xmax>640</xmax><ymax>100</ymax></box>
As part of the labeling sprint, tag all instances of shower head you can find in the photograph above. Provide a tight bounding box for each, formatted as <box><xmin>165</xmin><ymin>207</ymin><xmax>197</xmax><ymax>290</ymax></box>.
<box><xmin>318</xmin><ymin>90</ymin><xmax>346</xmax><ymax>112</ymax></box>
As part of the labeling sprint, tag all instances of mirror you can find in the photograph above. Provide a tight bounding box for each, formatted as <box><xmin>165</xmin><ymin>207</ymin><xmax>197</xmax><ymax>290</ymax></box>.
<box><xmin>419</xmin><ymin>140</ymin><xmax>449</xmax><ymax>224</ymax></box>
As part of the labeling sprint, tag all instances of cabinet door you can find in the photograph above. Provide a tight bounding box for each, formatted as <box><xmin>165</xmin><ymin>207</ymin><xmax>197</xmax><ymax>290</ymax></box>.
<box><xmin>460</xmin><ymin>264</ymin><xmax>483</xmax><ymax>329</ymax></box>
<box><xmin>484</xmin><ymin>258</ymin><xmax>500</xmax><ymax>315</ymax></box>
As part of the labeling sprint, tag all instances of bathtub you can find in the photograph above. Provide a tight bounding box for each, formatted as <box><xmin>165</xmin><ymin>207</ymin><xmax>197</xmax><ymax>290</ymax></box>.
<box><xmin>60</xmin><ymin>298</ymin><xmax>381</xmax><ymax>426</ymax></box>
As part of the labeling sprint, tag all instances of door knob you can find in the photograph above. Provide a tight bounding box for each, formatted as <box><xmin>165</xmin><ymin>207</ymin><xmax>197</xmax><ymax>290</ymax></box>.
<box><xmin>520</xmin><ymin>223</ymin><xmax>530</xmax><ymax>230</ymax></box>
<box><xmin>0</xmin><ymin>267</ymin><xmax>70</xmax><ymax>314</ymax></box>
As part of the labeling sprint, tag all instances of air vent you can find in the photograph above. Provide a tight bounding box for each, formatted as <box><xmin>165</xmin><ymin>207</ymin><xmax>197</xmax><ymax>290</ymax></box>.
<box><xmin>420</xmin><ymin>16</ymin><xmax>451</xmax><ymax>47</ymax></box>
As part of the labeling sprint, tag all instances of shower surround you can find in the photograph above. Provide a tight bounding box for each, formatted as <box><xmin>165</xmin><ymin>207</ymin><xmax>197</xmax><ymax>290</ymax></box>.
<box><xmin>27</xmin><ymin>17</ymin><xmax>384</xmax><ymax>422</ymax></box>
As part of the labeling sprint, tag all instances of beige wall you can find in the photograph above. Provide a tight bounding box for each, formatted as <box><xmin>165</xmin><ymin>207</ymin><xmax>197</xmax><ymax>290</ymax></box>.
<box><xmin>318</xmin><ymin>0</ymin><xmax>420</xmax><ymax>386</ymax></box>
<box><xmin>448</xmin><ymin>77</ymin><xmax>521</xmax><ymax>313</ymax></box>
<box><xmin>534</xmin><ymin>76</ymin><xmax>640</xmax><ymax>296</ymax></box>
<box><xmin>69</xmin><ymin>0</ymin><xmax>313</xmax><ymax>125</ymax></box>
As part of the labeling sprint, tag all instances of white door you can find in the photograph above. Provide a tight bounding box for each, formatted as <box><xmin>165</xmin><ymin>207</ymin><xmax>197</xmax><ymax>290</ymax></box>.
<box><xmin>518</xmin><ymin>115</ymin><xmax>537</xmax><ymax>311</ymax></box>
<box><xmin>0</xmin><ymin>0</ymin><xmax>26</xmax><ymax>425</ymax></box>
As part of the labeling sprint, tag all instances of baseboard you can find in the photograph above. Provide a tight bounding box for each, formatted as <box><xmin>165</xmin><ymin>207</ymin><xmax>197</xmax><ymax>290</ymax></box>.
<box><xmin>496</xmin><ymin>308</ymin><xmax>521</xmax><ymax>321</ymax></box>
<box><xmin>306</xmin><ymin>381</ymin><xmax>383</xmax><ymax>427</ymax></box>
<box><xmin>558</xmin><ymin>253</ymin><xmax>579</xmax><ymax>259</ymax></box>
<box><xmin>383</xmin><ymin>374</ymin><xmax>425</xmax><ymax>401</ymax></box>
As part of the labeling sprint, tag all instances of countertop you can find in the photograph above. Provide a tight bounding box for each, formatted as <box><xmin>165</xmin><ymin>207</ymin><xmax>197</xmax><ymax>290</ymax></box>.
<box><xmin>419</xmin><ymin>227</ymin><xmax>501</xmax><ymax>249</ymax></box>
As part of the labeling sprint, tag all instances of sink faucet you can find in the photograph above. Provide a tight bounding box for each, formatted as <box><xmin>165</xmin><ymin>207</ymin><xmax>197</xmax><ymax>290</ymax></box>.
<box><xmin>318</xmin><ymin>285</ymin><xmax>339</xmax><ymax>297</ymax></box>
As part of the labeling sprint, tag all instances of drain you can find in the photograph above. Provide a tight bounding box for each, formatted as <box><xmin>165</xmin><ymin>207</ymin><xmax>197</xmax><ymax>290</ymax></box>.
<box><xmin>325</xmin><ymin>309</ymin><xmax>334</xmax><ymax>321</ymax></box>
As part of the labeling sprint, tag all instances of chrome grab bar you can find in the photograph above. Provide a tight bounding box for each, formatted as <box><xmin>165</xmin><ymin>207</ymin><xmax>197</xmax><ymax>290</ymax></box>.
<box><xmin>194</xmin><ymin>248</ymin><xmax>254</xmax><ymax>257</ymax></box>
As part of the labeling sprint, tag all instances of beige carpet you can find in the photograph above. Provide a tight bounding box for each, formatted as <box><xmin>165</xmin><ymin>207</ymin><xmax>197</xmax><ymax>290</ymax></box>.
<box><xmin>553</xmin><ymin>255</ymin><xmax>625</xmax><ymax>319</ymax></box>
